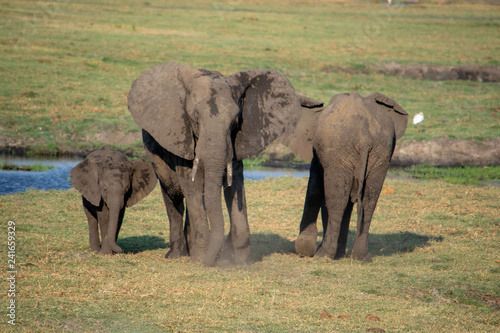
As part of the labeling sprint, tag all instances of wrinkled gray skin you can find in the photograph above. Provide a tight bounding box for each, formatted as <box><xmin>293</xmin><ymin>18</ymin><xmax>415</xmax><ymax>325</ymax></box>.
<box><xmin>282</xmin><ymin>92</ymin><xmax>408</xmax><ymax>262</ymax></box>
<box><xmin>128</xmin><ymin>62</ymin><xmax>322</xmax><ymax>266</ymax></box>
<box><xmin>70</xmin><ymin>146</ymin><xmax>157</xmax><ymax>254</ymax></box>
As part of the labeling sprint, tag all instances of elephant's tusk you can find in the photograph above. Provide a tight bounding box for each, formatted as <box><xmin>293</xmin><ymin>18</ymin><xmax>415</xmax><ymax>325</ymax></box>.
<box><xmin>226</xmin><ymin>161</ymin><xmax>233</xmax><ymax>187</ymax></box>
<box><xmin>192</xmin><ymin>156</ymin><xmax>200</xmax><ymax>182</ymax></box>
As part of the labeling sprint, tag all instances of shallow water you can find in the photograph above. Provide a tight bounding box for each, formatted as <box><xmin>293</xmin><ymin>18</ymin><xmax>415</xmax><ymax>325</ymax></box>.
<box><xmin>0</xmin><ymin>157</ymin><xmax>309</xmax><ymax>195</ymax></box>
<box><xmin>0</xmin><ymin>156</ymin><xmax>81</xmax><ymax>195</ymax></box>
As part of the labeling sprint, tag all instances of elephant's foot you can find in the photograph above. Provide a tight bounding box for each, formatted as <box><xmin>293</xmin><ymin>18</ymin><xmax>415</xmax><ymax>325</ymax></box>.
<box><xmin>189</xmin><ymin>250</ymin><xmax>205</xmax><ymax>264</ymax></box>
<box><xmin>89</xmin><ymin>245</ymin><xmax>101</xmax><ymax>254</ymax></box>
<box><xmin>334</xmin><ymin>244</ymin><xmax>347</xmax><ymax>259</ymax></box>
<box><xmin>187</xmin><ymin>245</ymin><xmax>205</xmax><ymax>263</ymax></box>
<box><xmin>351</xmin><ymin>241</ymin><xmax>371</xmax><ymax>262</ymax></box>
<box><xmin>233</xmin><ymin>245</ymin><xmax>250</xmax><ymax>265</ymax></box>
<box><xmin>218</xmin><ymin>235</ymin><xmax>250</xmax><ymax>265</ymax></box>
<box><xmin>165</xmin><ymin>244</ymin><xmax>189</xmax><ymax>259</ymax></box>
<box><xmin>165</xmin><ymin>249</ymin><xmax>188</xmax><ymax>259</ymax></box>
<box><xmin>219</xmin><ymin>236</ymin><xmax>234</xmax><ymax>261</ymax></box>
<box><xmin>99</xmin><ymin>240</ymin><xmax>123</xmax><ymax>255</ymax></box>
<box><xmin>314</xmin><ymin>245</ymin><xmax>336</xmax><ymax>260</ymax></box>
<box><xmin>110</xmin><ymin>242</ymin><xmax>123</xmax><ymax>254</ymax></box>
<box><xmin>351</xmin><ymin>252</ymin><xmax>372</xmax><ymax>263</ymax></box>
<box><xmin>295</xmin><ymin>234</ymin><xmax>317</xmax><ymax>257</ymax></box>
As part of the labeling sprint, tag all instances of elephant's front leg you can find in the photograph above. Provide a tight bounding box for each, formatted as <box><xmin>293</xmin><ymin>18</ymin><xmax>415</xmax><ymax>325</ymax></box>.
<box><xmin>295</xmin><ymin>152</ymin><xmax>324</xmax><ymax>257</ymax></box>
<box><xmin>97</xmin><ymin>204</ymin><xmax>111</xmax><ymax>254</ymax></box>
<box><xmin>82</xmin><ymin>197</ymin><xmax>100</xmax><ymax>253</ymax></box>
<box><xmin>222</xmin><ymin>160</ymin><xmax>250</xmax><ymax>264</ymax></box>
<box><xmin>315</xmin><ymin>163</ymin><xmax>353</xmax><ymax>259</ymax></box>
<box><xmin>178</xmin><ymin>166</ymin><xmax>209</xmax><ymax>263</ymax></box>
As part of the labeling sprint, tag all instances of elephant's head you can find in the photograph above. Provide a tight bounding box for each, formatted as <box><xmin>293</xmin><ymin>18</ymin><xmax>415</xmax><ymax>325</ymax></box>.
<box><xmin>277</xmin><ymin>94</ymin><xmax>326</xmax><ymax>162</ymax></box>
<box><xmin>127</xmin><ymin>62</ymin><xmax>321</xmax><ymax>265</ymax></box>
<box><xmin>70</xmin><ymin>146</ymin><xmax>157</xmax><ymax>253</ymax></box>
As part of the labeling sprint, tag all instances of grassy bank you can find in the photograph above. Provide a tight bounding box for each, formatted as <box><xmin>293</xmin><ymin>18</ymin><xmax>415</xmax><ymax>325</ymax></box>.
<box><xmin>0</xmin><ymin>162</ymin><xmax>54</xmax><ymax>172</ymax></box>
<box><xmin>1</xmin><ymin>0</ymin><xmax>499</xmax><ymax>156</ymax></box>
<box><xmin>0</xmin><ymin>177</ymin><xmax>498</xmax><ymax>331</ymax></box>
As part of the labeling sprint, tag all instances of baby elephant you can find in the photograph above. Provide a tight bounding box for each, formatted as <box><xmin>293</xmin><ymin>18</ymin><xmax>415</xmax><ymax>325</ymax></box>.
<box><xmin>283</xmin><ymin>92</ymin><xmax>408</xmax><ymax>262</ymax></box>
<box><xmin>70</xmin><ymin>146</ymin><xmax>157</xmax><ymax>254</ymax></box>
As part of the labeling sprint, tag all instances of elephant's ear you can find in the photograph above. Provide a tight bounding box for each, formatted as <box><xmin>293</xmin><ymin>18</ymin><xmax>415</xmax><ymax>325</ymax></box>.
<box><xmin>70</xmin><ymin>158</ymin><xmax>101</xmax><ymax>206</ymax></box>
<box><xmin>229</xmin><ymin>69</ymin><xmax>305</xmax><ymax>160</ymax></box>
<box><xmin>126</xmin><ymin>159</ymin><xmax>157</xmax><ymax>207</ymax></box>
<box><xmin>127</xmin><ymin>62</ymin><xmax>197</xmax><ymax>160</ymax></box>
<box><xmin>277</xmin><ymin>96</ymin><xmax>324</xmax><ymax>162</ymax></box>
<box><xmin>371</xmin><ymin>92</ymin><xmax>408</xmax><ymax>140</ymax></box>
<box><xmin>297</xmin><ymin>94</ymin><xmax>324</xmax><ymax>109</ymax></box>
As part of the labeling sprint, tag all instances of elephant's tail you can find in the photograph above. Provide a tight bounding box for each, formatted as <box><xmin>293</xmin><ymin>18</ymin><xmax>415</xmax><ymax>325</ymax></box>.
<box><xmin>356</xmin><ymin>150</ymin><xmax>369</xmax><ymax>233</ymax></box>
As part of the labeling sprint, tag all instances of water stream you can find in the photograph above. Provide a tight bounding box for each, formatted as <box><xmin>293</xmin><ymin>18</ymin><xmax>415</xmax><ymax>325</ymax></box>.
<box><xmin>3</xmin><ymin>156</ymin><xmax>496</xmax><ymax>196</ymax></box>
<box><xmin>0</xmin><ymin>156</ymin><xmax>309</xmax><ymax>195</ymax></box>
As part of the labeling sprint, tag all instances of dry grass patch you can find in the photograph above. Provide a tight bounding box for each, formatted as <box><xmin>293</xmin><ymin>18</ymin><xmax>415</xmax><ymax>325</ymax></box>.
<box><xmin>0</xmin><ymin>177</ymin><xmax>498</xmax><ymax>331</ymax></box>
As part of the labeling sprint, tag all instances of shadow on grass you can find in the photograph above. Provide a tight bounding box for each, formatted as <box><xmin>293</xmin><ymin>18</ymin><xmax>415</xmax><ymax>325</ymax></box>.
<box><xmin>248</xmin><ymin>233</ymin><xmax>295</xmax><ymax>263</ymax></box>
<box><xmin>318</xmin><ymin>230</ymin><xmax>443</xmax><ymax>258</ymax></box>
<box><xmin>117</xmin><ymin>231</ymin><xmax>441</xmax><ymax>260</ymax></box>
<box><xmin>248</xmin><ymin>231</ymin><xmax>443</xmax><ymax>262</ymax></box>
<box><xmin>366</xmin><ymin>231</ymin><xmax>443</xmax><ymax>257</ymax></box>
<box><xmin>119</xmin><ymin>235</ymin><xmax>168</xmax><ymax>254</ymax></box>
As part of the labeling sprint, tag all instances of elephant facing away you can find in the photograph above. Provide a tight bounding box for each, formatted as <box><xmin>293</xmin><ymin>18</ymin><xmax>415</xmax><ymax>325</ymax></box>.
<box><xmin>70</xmin><ymin>146</ymin><xmax>157</xmax><ymax>254</ymax></box>
<box><xmin>128</xmin><ymin>62</ymin><xmax>322</xmax><ymax>266</ymax></box>
<box><xmin>282</xmin><ymin>92</ymin><xmax>408</xmax><ymax>262</ymax></box>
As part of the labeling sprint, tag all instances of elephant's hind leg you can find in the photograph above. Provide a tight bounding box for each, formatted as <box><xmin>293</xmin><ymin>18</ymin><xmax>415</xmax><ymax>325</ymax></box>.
<box><xmin>335</xmin><ymin>200</ymin><xmax>354</xmax><ymax>259</ymax></box>
<box><xmin>295</xmin><ymin>152</ymin><xmax>324</xmax><ymax>257</ymax></box>
<box><xmin>315</xmin><ymin>163</ymin><xmax>352</xmax><ymax>260</ymax></box>
<box><xmin>351</xmin><ymin>164</ymin><xmax>389</xmax><ymax>262</ymax></box>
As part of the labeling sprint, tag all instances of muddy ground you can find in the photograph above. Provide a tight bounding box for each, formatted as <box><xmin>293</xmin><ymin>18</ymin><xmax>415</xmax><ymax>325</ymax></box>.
<box><xmin>323</xmin><ymin>63</ymin><xmax>500</xmax><ymax>82</ymax></box>
<box><xmin>391</xmin><ymin>137</ymin><xmax>500</xmax><ymax>167</ymax></box>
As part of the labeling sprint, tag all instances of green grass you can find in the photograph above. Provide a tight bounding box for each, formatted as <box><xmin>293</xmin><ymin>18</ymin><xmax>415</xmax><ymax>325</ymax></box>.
<box><xmin>1</xmin><ymin>0</ymin><xmax>499</xmax><ymax>156</ymax></box>
<box><xmin>0</xmin><ymin>162</ymin><xmax>54</xmax><ymax>172</ymax></box>
<box><xmin>0</xmin><ymin>177</ymin><xmax>498</xmax><ymax>331</ymax></box>
<box><xmin>405</xmin><ymin>164</ymin><xmax>500</xmax><ymax>185</ymax></box>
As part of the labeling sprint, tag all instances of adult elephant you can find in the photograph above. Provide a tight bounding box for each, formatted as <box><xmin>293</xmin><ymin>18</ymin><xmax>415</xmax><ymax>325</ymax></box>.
<box><xmin>70</xmin><ymin>146</ymin><xmax>157</xmax><ymax>254</ymax></box>
<box><xmin>282</xmin><ymin>92</ymin><xmax>408</xmax><ymax>262</ymax></box>
<box><xmin>127</xmin><ymin>62</ymin><xmax>322</xmax><ymax>266</ymax></box>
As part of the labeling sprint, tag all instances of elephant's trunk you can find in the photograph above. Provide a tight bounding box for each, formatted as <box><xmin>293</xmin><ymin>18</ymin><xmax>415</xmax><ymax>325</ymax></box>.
<box><xmin>203</xmin><ymin>159</ymin><xmax>226</xmax><ymax>266</ymax></box>
<box><xmin>193</xmin><ymin>153</ymin><xmax>232</xmax><ymax>187</ymax></box>
<box><xmin>202</xmin><ymin>134</ymin><xmax>234</xmax><ymax>266</ymax></box>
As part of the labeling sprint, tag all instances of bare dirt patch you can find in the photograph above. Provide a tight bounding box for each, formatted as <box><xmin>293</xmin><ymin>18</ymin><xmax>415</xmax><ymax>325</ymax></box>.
<box><xmin>392</xmin><ymin>137</ymin><xmax>500</xmax><ymax>166</ymax></box>
<box><xmin>324</xmin><ymin>63</ymin><xmax>500</xmax><ymax>82</ymax></box>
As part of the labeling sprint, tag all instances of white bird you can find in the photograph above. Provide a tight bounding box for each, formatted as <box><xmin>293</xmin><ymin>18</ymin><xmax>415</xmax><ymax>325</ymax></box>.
<box><xmin>413</xmin><ymin>112</ymin><xmax>424</xmax><ymax>132</ymax></box>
